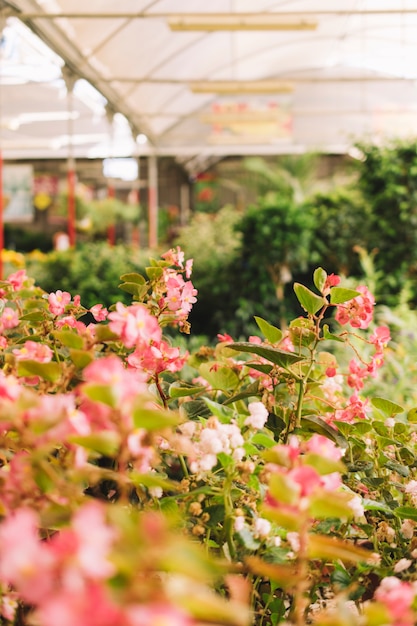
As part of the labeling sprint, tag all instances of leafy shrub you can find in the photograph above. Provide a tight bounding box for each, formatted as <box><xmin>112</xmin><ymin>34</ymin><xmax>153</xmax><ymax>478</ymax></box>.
<box><xmin>25</xmin><ymin>242</ymin><xmax>149</xmax><ymax>309</ymax></box>
<box><xmin>2</xmin><ymin>254</ymin><xmax>417</xmax><ymax>625</ymax></box>
<box><xmin>175</xmin><ymin>205</ymin><xmax>243</xmax><ymax>336</ymax></box>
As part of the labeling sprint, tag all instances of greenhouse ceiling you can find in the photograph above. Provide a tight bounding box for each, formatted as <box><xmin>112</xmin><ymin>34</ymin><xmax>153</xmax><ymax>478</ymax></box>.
<box><xmin>1</xmin><ymin>0</ymin><xmax>417</xmax><ymax>170</ymax></box>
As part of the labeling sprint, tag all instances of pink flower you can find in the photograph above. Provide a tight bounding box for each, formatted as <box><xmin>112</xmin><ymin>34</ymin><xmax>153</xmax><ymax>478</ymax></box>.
<box><xmin>347</xmin><ymin>358</ymin><xmax>367</xmax><ymax>390</ymax></box>
<box><xmin>185</xmin><ymin>258</ymin><xmax>193</xmax><ymax>278</ymax></box>
<box><xmin>90</xmin><ymin>303</ymin><xmax>108</xmax><ymax>321</ymax></box>
<box><xmin>55</xmin><ymin>315</ymin><xmax>87</xmax><ymax>333</ymax></box>
<box><xmin>374</xmin><ymin>577</ymin><xmax>416</xmax><ymax>626</ymax></box>
<box><xmin>0</xmin><ymin>307</ymin><xmax>19</xmax><ymax>330</ymax></box>
<box><xmin>38</xmin><ymin>583</ymin><xmax>125</xmax><ymax>626</ymax></box>
<box><xmin>7</xmin><ymin>269</ymin><xmax>27</xmax><ymax>291</ymax></box>
<box><xmin>161</xmin><ymin>246</ymin><xmax>185</xmax><ymax>268</ymax></box>
<box><xmin>324</xmin><ymin>273</ymin><xmax>341</xmax><ymax>289</ymax></box>
<box><xmin>126</xmin><ymin>602</ymin><xmax>194</xmax><ymax>626</ymax></box>
<box><xmin>305</xmin><ymin>434</ymin><xmax>344</xmax><ymax>461</ymax></box>
<box><xmin>287</xmin><ymin>465</ymin><xmax>323</xmax><ymax>497</ymax></box>
<box><xmin>0</xmin><ymin>370</ymin><xmax>22</xmax><ymax>401</ymax></box>
<box><xmin>335</xmin><ymin>394</ymin><xmax>369</xmax><ymax>423</ymax></box>
<box><xmin>335</xmin><ymin>285</ymin><xmax>375</xmax><ymax>329</ymax></box>
<box><xmin>13</xmin><ymin>340</ymin><xmax>53</xmax><ymax>363</ymax></box>
<box><xmin>0</xmin><ymin>508</ymin><xmax>54</xmax><ymax>603</ymax></box>
<box><xmin>370</xmin><ymin>325</ymin><xmax>391</xmax><ymax>353</ymax></box>
<box><xmin>48</xmin><ymin>290</ymin><xmax>71</xmax><ymax>315</ymax></box>
<box><xmin>127</xmin><ymin>340</ymin><xmax>188</xmax><ymax>375</ymax></box>
<box><xmin>217</xmin><ymin>333</ymin><xmax>234</xmax><ymax>343</ymax></box>
<box><xmin>51</xmin><ymin>502</ymin><xmax>116</xmax><ymax>580</ymax></box>
<box><xmin>179</xmin><ymin>281</ymin><xmax>198</xmax><ymax>314</ymax></box>
<box><xmin>108</xmin><ymin>302</ymin><xmax>161</xmax><ymax>348</ymax></box>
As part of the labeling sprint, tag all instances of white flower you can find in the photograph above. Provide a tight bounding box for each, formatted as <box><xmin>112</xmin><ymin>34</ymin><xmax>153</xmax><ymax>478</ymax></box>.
<box><xmin>394</xmin><ymin>558</ymin><xmax>412</xmax><ymax>573</ymax></box>
<box><xmin>348</xmin><ymin>495</ymin><xmax>364</xmax><ymax>519</ymax></box>
<box><xmin>244</xmin><ymin>401</ymin><xmax>269</xmax><ymax>429</ymax></box>
<box><xmin>254</xmin><ymin>518</ymin><xmax>271</xmax><ymax>538</ymax></box>
<box><xmin>287</xmin><ymin>531</ymin><xmax>300</xmax><ymax>552</ymax></box>
<box><xmin>401</xmin><ymin>519</ymin><xmax>416</xmax><ymax>540</ymax></box>
<box><xmin>234</xmin><ymin>516</ymin><xmax>245</xmax><ymax>532</ymax></box>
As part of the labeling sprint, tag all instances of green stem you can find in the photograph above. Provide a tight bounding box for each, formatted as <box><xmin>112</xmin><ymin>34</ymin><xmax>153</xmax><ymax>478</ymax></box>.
<box><xmin>224</xmin><ymin>474</ymin><xmax>236</xmax><ymax>560</ymax></box>
<box><xmin>292</xmin><ymin>518</ymin><xmax>310</xmax><ymax>626</ymax></box>
<box><xmin>179</xmin><ymin>454</ymin><xmax>189</xmax><ymax>478</ymax></box>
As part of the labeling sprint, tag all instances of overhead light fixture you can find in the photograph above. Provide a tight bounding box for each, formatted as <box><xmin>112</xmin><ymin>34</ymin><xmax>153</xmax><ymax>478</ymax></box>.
<box><xmin>168</xmin><ymin>13</ymin><xmax>317</xmax><ymax>31</ymax></box>
<box><xmin>189</xmin><ymin>80</ymin><xmax>294</xmax><ymax>94</ymax></box>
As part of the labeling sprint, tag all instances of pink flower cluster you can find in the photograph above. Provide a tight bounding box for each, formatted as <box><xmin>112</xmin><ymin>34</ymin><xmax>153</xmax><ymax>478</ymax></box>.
<box><xmin>347</xmin><ymin>326</ymin><xmax>390</xmax><ymax>391</ymax></box>
<box><xmin>108</xmin><ymin>303</ymin><xmax>188</xmax><ymax>377</ymax></box>
<box><xmin>0</xmin><ymin>503</ymin><xmax>194</xmax><ymax>626</ymax></box>
<box><xmin>161</xmin><ymin>269</ymin><xmax>197</xmax><ymax>323</ymax></box>
<box><xmin>265</xmin><ymin>435</ymin><xmax>363</xmax><ymax>517</ymax></box>
<box><xmin>374</xmin><ymin>577</ymin><xmax>417</xmax><ymax>626</ymax></box>
<box><xmin>335</xmin><ymin>285</ymin><xmax>375</xmax><ymax>329</ymax></box>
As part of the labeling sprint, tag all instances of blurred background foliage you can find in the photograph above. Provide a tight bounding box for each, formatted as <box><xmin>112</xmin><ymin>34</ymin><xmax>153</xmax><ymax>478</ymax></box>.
<box><xmin>8</xmin><ymin>138</ymin><xmax>417</xmax><ymax>344</ymax></box>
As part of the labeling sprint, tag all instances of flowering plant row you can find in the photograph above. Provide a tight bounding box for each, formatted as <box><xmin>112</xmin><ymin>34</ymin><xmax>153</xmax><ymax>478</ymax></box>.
<box><xmin>0</xmin><ymin>249</ymin><xmax>417</xmax><ymax>625</ymax></box>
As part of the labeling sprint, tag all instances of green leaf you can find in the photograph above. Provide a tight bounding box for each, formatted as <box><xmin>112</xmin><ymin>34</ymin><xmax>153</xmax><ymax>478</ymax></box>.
<box><xmin>407</xmin><ymin>408</ymin><xmax>417</xmax><ymax>423</ymax></box>
<box><xmin>371</xmin><ymin>397</ymin><xmax>404</xmax><ymax>416</ymax></box>
<box><xmin>145</xmin><ymin>266</ymin><xmax>163</xmax><ymax>280</ymax></box>
<box><xmin>301</xmin><ymin>415</ymin><xmax>348</xmax><ymax>450</ymax></box>
<box><xmin>323</xmin><ymin>325</ymin><xmax>344</xmax><ymax>342</ymax></box>
<box><xmin>363</xmin><ymin>499</ymin><xmax>395</xmax><ymax>515</ymax></box>
<box><xmin>69</xmin><ymin>349</ymin><xmax>93</xmax><ymax>369</ymax></box>
<box><xmin>20</xmin><ymin>311</ymin><xmax>46</xmax><ymax>322</ymax></box>
<box><xmin>17</xmin><ymin>360</ymin><xmax>61</xmax><ymax>383</ymax></box>
<box><xmin>204</xmin><ymin>397</ymin><xmax>235</xmax><ymax>423</ymax></box>
<box><xmin>268</xmin><ymin>473</ymin><xmax>299</xmax><ymax>506</ymax></box>
<box><xmin>394</xmin><ymin>506</ymin><xmax>417</xmax><ymax>522</ymax></box>
<box><xmin>168</xmin><ymin>382</ymin><xmax>206</xmax><ymax>398</ymax></box>
<box><xmin>254</xmin><ymin>316</ymin><xmax>282</xmax><ymax>344</ymax></box>
<box><xmin>182</xmin><ymin>399</ymin><xmax>212</xmax><ymax>420</ymax></box>
<box><xmin>223</xmin><ymin>380</ymin><xmax>260</xmax><ymax>405</ymax></box>
<box><xmin>261</xmin><ymin>504</ymin><xmax>301</xmax><ymax>531</ymax></box>
<box><xmin>93</xmin><ymin>325</ymin><xmax>119</xmax><ymax>342</ymax></box>
<box><xmin>228</xmin><ymin>342</ymin><xmax>304</xmax><ymax>368</ymax></box>
<box><xmin>119</xmin><ymin>272</ymin><xmax>146</xmax><ymax>284</ymax></box>
<box><xmin>251</xmin><ymin>433</ymin><xmax>276</xmax><ymax>449</ymax></box>
<box><xmin>130</xmin><ymin>472</ymin><xmax>180</xmax><ymax>492</ymax></box>
<box><xmin>309</xmin><ymin>491</ymin><xmax>355</xmax><ymax>519</ymax></box>
<box><xmin>246</xmin><ymin>556</ymin><xmax>299</xmax><ymax>587</ymax></box>
<box><xmin>237</xmin><ymin>527</ymin><xmax>260</xmax><ymax>550</ymax></box>
<box><xmin>68</xmin><ymin>432</ymin><xmax>120</xmax><ymax>456</ymax></box>
<box><xmin>303</xmin><ymin>452</ymin><xmax>346</xmax><ymax>475</ymax></box>
<box><xmin>132</xmin><ymin>402</ymin><xmax>180</xmax><ymax>430</ymax></box>
<box><xmin>82</xmin><ymin>383</ymin><xmax>116</xmax><ymax>407</ymax></box>
<box><xmin>199</xmin><ymin>362</ymin><xmax>240</xmax><ymax>392</ymax></box>
<box><xmin>118</xmin><ymin>282</ymin><xmax>148</xmax><ymax>298</ymax></box>
<box><xmin>313</xmin><ymin>268</ymin><xmax>327</xmax><ymax>292</ymax></box>
<box><xmin>54</xmin><ymin>330</ymin><xmax>84</xmax><ymax>349</ymax></box>
<box><xmin>330</xmin><ymin>287</ymin><xmax>360</xmax><ymax>305</ymax></box>
<box><xmin>293</xmin><ymin>283</ymin><xmax>326</xmax><ymax>315</ymax></box>
<box><xmin>307</xmin><ymin>535</ymin><xmax>371</xmax><ymax>563</ymax></box>
<box><xmin>384</xmin><ymin>460</ymin><xmax>409</xmax><ymax>477</ymax></box>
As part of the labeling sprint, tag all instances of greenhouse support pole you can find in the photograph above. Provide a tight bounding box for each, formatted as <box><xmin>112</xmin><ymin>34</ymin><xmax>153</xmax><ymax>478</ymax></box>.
<box><xmin>148</xmin><ymin>154</ymin><xmax>158</xmax><ymax>249</ymax></box>
<box><xmin>63</xmin><ymin>68</ymin><xmax>77</xmax><ymax>247</ymax></box>
<box><xmin>67</xmin><ymin>158</ymin><xmax>76</xmax><ymax>248</ymax></box>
